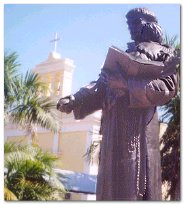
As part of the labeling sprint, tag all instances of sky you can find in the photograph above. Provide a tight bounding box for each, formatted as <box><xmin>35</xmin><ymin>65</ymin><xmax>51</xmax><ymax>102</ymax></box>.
<box><xmin>4</xmin><ymin>4</ymin><xmax>180</xmax><ymax>94</ymax></box>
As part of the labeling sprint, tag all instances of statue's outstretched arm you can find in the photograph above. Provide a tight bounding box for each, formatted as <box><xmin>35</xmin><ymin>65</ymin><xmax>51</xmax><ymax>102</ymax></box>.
<box><xmin>57</xmin><ymin>79</ymin><xmax>106</xmax><ymax>120</ymax></box>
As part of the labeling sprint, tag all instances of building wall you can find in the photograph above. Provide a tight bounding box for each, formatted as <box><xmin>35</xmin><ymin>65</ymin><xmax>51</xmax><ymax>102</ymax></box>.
<box><xmin>7</xmin><ymin>135</ymin><xmax>28</xmax><ymax>145</ymax></box>
<box><xmin>5</xmin><ymin>129</ymin><xmax>90</xmax><ymax>173</ymax></box>
<box><xmin>58</xmin><ymin>131</ymin><xmax>88</xmax><ymax>172</ymax></box>
<box><xmin>36</xmin><ymin>132</ymin><xmax>55</xmax><ymax>152</ymax></box>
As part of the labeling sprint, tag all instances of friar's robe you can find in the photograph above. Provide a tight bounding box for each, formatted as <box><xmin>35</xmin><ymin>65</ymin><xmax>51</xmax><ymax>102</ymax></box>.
<box><xmin>71</xmin><ymin>43</ymin><xmax>178</xmax><ymax>201</ymax></box>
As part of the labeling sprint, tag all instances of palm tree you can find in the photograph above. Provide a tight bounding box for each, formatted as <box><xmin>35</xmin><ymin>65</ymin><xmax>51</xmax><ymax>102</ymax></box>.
<box><xmin>4</xmin><ymin>52</ymin><xmax>61</xmax><ymax>141</ymax></box>
<box><xmin>160</xmin><ymin>35</ymin><xmax>180</xmax><ymax>200</ymax></box>
<box><xmin>4</xmin><ymin>142</ymin><xmax>65</xmax><ymax>200</ymax></box>
<box><xmin>160</xmin><ymin>94</ymin><xmax>180</xmax><ymax>200</ymax></box>
<box><xmin>4</xmin><ymin>52</ymin><xmax>20</xmax><ymax>99</ymax></box>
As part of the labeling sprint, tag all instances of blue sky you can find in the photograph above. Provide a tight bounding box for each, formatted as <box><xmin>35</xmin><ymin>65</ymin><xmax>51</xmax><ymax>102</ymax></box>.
<box><xmin>4</xmin><ymin>4</ymin><xmax>180</xmax><ymax>93</ymax></box>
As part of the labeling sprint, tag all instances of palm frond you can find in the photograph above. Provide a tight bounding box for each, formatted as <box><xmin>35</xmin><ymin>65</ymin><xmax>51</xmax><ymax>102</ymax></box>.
<box><xmin>163</xmin><ymin>34</ymin><xmax>179</xmax><ymax>47</ymax></box>
<box><xmin>4</xmin><ymin>187</ymin><xmax>18</xmax><ymax>201</ymax></box>
<box><xmin>160</xmin><ymin>94</ymin><xmax>180</xmax><ymax>124</ymax></box>
<box><xmin>34</xmin><ymin>148</ymin><xmax>58</xmax><ymax>167</ymax></box>
<box><xmin>17</xmin><ymin>179</ymin><xmax>64</xmax><ymax>200</ymax></box>
<box><xmin>23</xmin><ymin>70</ymin><xmax>49</xmax><ymax>93</ymax></box>
<box><xmin>5</xmin><ymin>52</ymin><xmax>61</xmax><ymax>140</ymax></box>
<box><xmin>4</xmin><ymin>142</ymin><xmax>18</xmax><ymax>153</ymax></box>
<box><xmin>4</xmin><ymin>142</ymin><xmax>65</xmax><ymax>200</ymax></box>
<box><xmin>83</xmin><ymin>140</ymin><xmax>100</xmax><ymax>164</ymax></box>
<box><xmin>4</xmin><ymin>52</ymin><xmax>20</xmax><ymax>101</ymax></box>
<box><xmin>8</xmin><ymin>95</ymin><xmax>60</xmax><ymax>133</ymax></box>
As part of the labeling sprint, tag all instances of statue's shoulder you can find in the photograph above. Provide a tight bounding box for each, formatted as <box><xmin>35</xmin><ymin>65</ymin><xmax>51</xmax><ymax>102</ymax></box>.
<box><xmin>136</xmin><ymin>41</ymin><xmax>175</xmax><ymax>61</ymax></box>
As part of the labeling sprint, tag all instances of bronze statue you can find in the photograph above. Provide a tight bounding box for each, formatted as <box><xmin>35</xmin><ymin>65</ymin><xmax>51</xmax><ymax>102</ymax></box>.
<box><xmin>57</xmin><ymin>8</ymin><xmax>179</xmax><ymax>200</ymax></box>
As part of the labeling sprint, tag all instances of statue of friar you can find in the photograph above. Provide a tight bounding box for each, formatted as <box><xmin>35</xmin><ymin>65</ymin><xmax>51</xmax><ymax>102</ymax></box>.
<box><xmin>57</xmin><ymin>7</ymin><xmax>179</xmax><ymax>201</ymax></box>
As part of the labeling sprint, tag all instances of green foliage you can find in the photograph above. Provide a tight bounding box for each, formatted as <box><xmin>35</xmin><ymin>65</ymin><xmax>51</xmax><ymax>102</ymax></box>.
<box><xmin>4</xmin><ymin>187</ymin><xmax>18</xmax><ymax>201</ymax></box>
<box><xmin>160</xmin><ymin>35</ymin><xmax>180</xmax><ymax>200</ymax></box>
<box><xmin>160</xmin><ymin>94</ymin><xmax>180</xmax><ymax>200</ymax></box>
<box><xmin>4</xmin><ymin>142</ymin><xmax>65</xmax><ymax>201</ymax></box>
<box><xmin>163</xmin><ymin>34</ymin><xmax>179</xmax><ymax>48</ymax></box>
<box><xmin>4</xmin><ymin>52</ymin><xmax>20</xmax><ymax>99</ymax></box>
<box><xmin>4</xmin><ymin>52</ymin><xmax>61</xmax><ymax>137</ymax></box>
<box><xmin>84</xmin><ymin>141</ymin><xmax>100</xmax><ymax>164</ymax></box>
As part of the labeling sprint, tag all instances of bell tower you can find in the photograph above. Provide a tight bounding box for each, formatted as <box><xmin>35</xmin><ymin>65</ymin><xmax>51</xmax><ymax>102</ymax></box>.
<box><xmin>32</xmin><ymin>33</ymin><xmax>75</xmax><ymax>100</ymax></box>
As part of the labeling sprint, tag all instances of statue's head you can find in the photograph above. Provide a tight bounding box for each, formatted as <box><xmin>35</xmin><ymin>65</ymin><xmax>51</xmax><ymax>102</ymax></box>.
<box><xmin>126</xmin><ymin>8</ymin><xmax>163</xmax><ymax>43</ymax></box>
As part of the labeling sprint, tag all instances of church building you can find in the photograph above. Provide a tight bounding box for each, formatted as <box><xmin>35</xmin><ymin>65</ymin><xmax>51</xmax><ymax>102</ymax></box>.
<box><xmin>5</xmin><ymin>34</ymin><xmax>101</xmax><ymax>200</ymax></box>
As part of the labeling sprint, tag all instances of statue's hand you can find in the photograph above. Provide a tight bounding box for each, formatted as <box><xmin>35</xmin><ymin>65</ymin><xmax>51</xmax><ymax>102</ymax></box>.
<box><xmin>163</xmin><ymin>51</ymin><xmax>180</xmax><ymax>75</ymax></box>
<box><xmin>57</xmin><ymin>95</ymin><xmax>75</xmax><ymax>114</ymax></box>
<box><xmin>164</xmin><ymin>51</ymin><xmax>180</xmax><ymax>66</ymax></box>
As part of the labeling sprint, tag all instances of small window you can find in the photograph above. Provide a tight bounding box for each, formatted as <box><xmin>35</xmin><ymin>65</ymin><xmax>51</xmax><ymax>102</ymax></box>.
<box><xmin>65</xmin><ymin>192</ymin><xmax>71</xmax><ymax>200</ymax></box>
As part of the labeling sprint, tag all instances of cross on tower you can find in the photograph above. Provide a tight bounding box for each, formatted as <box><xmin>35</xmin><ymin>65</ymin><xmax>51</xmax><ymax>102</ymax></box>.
<box><xmin>50</xmin><ymin>32</ymin><xmax>60</xmax><ymax>52</ymax></box>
